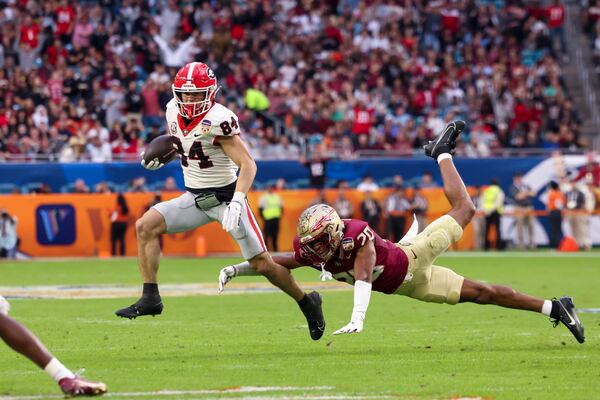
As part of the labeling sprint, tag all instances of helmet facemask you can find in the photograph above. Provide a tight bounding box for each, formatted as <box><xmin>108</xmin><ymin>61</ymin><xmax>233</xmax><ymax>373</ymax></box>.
<box><xmin>172</xmin><ymin>84</ymin><xmax>216</xmax><ymax>119</ymax></box>
<box><xmin>297</xmin><ymin>204</ymin><xmax>344</xmax><ymax>264</ymax></box>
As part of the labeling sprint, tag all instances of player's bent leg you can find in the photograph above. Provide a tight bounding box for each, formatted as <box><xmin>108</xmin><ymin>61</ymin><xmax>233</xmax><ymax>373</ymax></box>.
<box><xmin>115</xmin><ymin>210</ymin><xmax>166</xmax><ymax>319</ymax></box>
<box><xmin>249</xmin><ymin>253</ymin><xmax>325</xmax><ymax>340</ymax></box>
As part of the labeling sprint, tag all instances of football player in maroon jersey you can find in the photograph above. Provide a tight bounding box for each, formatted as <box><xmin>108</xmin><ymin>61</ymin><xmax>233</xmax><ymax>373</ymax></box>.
<box><xmin>0</xmin><ymin>296</ymin><xmax>107</xmax><ymax>396</ymax></box>
<box><xmin>219</xmin><ymin>121</ymin><xmax>584</xmax><ymax>343</ymax></box>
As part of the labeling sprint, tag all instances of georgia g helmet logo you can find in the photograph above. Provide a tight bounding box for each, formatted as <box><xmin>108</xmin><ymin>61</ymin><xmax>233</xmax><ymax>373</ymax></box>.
<box><xmin>172</xmin><ymin>62</ymin><xmax>218</xmax><ymax>119</ymax></box>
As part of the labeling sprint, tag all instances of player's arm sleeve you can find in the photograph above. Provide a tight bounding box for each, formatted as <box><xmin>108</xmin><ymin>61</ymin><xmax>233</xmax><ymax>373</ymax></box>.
<box><xmin>212</xmin><ymin>111</ymin><xmax>241</xmax><ymax>139</ymax></box>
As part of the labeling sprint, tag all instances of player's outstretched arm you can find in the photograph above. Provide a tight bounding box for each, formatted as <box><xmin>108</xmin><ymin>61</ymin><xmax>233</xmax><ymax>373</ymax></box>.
<box><xmin>333</xmin><ymin>240</ymin><xmax>376</xmax><ymax>335</ymax></box>
<box><xmin>219</xmin><ymin>136</ymin><xmax>257</xmax><ymax>232</ymax></box>
<box><xmin>218</xmin><ymin>254</ymin><xmax>302</xmax><ymax>293</ymax></box>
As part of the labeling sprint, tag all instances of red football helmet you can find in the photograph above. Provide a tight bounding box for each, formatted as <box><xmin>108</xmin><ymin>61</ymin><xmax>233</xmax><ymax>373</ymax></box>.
<box><xmin>172</xmin><ymin>62</ymin><xmax>218</xmax><ymax>119</ymax></box>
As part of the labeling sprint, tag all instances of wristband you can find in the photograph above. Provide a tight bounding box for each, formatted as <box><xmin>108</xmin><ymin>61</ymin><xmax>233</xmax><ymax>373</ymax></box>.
<box><xmin>232</xmin><ymin>191</ymin><xmax>246</xmax><ymax>203</ymax></box>
<box><xmin>437</xmin><ymin>153</ymin><xmax>452</xmax><ymax>164</ymax></box>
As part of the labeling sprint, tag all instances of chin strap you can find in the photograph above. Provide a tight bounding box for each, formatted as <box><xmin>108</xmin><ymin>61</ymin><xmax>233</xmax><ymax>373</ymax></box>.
<box><xmin>319</xmin><ymin>263</ymin><xmax>334</xmax><ymax>281</ymax></box>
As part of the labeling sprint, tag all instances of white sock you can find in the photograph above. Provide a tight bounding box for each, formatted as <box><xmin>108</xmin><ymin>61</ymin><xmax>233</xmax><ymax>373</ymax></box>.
<box><xmin>44</xmin><ymin>358</ymin><xmax>74</xmax><ymax>382</ymax></box>
<box><xmin>541</xmin><ymin>300</ymin><xmax>553</xmax><ymax>316</ymax></box>
<box><xmin>437</xmin><ymin>153</ymin><xmax>452</xmax><ymax>164</ymax></box>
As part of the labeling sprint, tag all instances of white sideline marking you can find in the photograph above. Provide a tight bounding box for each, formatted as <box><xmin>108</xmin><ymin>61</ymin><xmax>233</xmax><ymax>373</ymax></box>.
<box><xmin>578</xmin><ymin>308</ymin><xmax>600</xmax><ymax>313</ymax></box>
<box><xmin>0</xmin><ymin>282</ymin><xmax>351</xmax><ymax>300</ymax></box>
<box><xmin>0</xmin><ymin>386</ymin><xmax>359</xmax><ymax>400</ymax></box>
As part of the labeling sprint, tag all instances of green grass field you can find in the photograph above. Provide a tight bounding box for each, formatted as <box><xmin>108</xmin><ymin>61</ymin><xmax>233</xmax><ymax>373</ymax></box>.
<box><xmin>1</xmin><ymin>253</ymin><xmax>599</xmax><ymax>399</ymax></box>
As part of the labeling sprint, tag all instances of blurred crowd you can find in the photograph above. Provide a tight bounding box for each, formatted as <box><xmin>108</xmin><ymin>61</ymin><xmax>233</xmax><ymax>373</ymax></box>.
<box><xmin>582</xmin><ymin>0</ymin><xmax>600</xmax><ymax>77</ymax></box>
<box><xmin>0</xmin><ymin>0</ymin><xmax>586</xmax><ymax>162</ymax></box>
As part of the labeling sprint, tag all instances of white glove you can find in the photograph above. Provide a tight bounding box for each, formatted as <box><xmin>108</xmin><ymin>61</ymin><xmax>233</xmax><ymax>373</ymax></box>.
<box><xmin>140</xmin><ymin>152</ymin><xmax>164</xmax><ymax>170</ymax></box>
<box><xmin>222</xmin><ymin>192</ymin><xmax>245</xmax><ymax>232</ymax></box>
<box><xmin>333</xmin><ymin>319</ymin><xmax>363</xmax><ymax>335</ymax></box>
<box><xmin>332</xmin><ymin>280</ymin><xmax>371</xmax><ymax>336</ymax></box>
<box><xmin>218</xmin><ymin>265</ymin><xmax>237</xmax><ymax>293</ymax></box>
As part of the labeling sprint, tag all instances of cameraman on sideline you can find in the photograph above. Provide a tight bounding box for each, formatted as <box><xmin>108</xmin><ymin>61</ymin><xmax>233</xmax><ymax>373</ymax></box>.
<box><xmin>0</xmin><ymin>209</ymin><xmax>18</xmax><ymax>258</ymax></box>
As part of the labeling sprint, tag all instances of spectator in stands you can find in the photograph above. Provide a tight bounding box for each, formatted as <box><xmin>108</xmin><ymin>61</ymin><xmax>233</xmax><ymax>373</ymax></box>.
<box><xmin>161</xmin><ymin>177</ymin><xmax>179</xmax><ymax>192</ymax></box>
<box><xmin>546</xmin><ymin>181</ymin><xmax>565</xmax><ymax>248</ymax></box>
<box><xmin>94</xmin><ymin>182</ymin><xmax>112</xmax><ymax>194</ymax></box>
<box><xmin>547</xmin><ymin>0</ymin><xmax>567</xmax><ymax>59</ymax></box>
<box><xmin>419</xmin><ymin>171</ymin><xmax>438</xmax><ymax>188</ymax></box>
<box><xmin>71</xmin><ymin>179</ymin><xmax>89</xmax><ymax>194</ymax></box>
<box><xmin>302</xmin><ymin>153</ymin><xmax>327</xmax><ymax>189</ymax></box>
<box><xmin>110</xmin><ymin>194</ymin><xmax>129</xmax><ymax>257</ymax></box>
<box><xmin>259</xmin><ymin>185</ymin><xmax>283</xmax><ymax>252</ymax></box>
<box><xmin>357</xmin><ymin>175</ymin><xmax>379</xmax><ymax>192</ymax></box>
<box><xmin>581</xmin><ymin>181</ymin><xmax>596</xmax><ymax>251</ymax></box>
<box><xmin>383</xmin><ymin>185</ymin><xmax>410</xmax><ymax>242</ymax></box>
<box><xmin>333</xmin><ymin>180</ymin><xmax>353</xmax><ymax>219</ymax></box>
<box><xmin>360</xmin><ymin>190</ymin><xmax>382</xmax><ymax>235</ymax></box>
<box><xmin>310</xmin><ymin>189</ymin><xmax>328</xmax><ymax>207</ymax></box>
<box><xmin>0</xmin><ymin>208</ymin><xmax>18</xmax><ymax>258</ymax></box>
<box><xmin>409</xmin><ymin>185</ymin><xmax>429</xmax><ymax>233</ymax></box>
<box><xmin>482</xmin><ymin>179</ymin><xmax>505</xmax><ymax>251</ymax></box>
<box><xmin>509</xmin><ymin>172</ymin><xmax>537</xmax><ymax>249</ymax></box>
<box><xmin>565</xmin><ymin>182</ymin><xmax>586</xmax><ymax>249</ymax></box>
<box><xmin>128</xmin><ymin>177</ymin><xmax>148</xmax><ymax>193</ymax></box>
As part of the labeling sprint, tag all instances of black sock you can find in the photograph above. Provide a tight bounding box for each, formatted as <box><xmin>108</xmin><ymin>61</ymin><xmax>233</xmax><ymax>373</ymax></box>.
<box><xmin>142</xmin><ymin>283</ymin><xmax>160</xmax><ymax>299</ymax></box>
<box><xmin>550</xmin><ymin>300</ymin><xmax>560</xmax><ymax>319</ymax></box>
<box><xmin>297</xmin><ymin>293</ymin><xmax>310</xmax><ymax>309</ymax></box>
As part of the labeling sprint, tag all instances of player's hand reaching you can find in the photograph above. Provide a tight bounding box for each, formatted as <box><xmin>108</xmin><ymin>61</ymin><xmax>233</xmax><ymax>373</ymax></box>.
<box><xmin>222</xmin><ymin>192</ymin><xmax>245</xmax><ymax>232</ymax></box>
<box><xmin>218</xmin><ymin>265</ymin><xmax>237</xmax><ymax>293</ymax></box>
<box><xmin>333</xmin><ymin>320</ymin><xmax>363</xmax><ymax>335</ymax></box>
<box><xmin>140</xmin><ymin>152</ymin><xmax>164</xmax><ymax>170</ymax></box>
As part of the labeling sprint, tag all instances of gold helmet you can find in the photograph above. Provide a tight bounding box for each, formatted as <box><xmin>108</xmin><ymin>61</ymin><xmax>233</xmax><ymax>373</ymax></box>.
<box><xmin>297</xmin><ymin>204</ymin><xmax>344</xmax><ymax>263</ymax></box>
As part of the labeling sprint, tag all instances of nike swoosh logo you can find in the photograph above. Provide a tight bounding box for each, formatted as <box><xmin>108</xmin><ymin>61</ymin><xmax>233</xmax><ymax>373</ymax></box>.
<box><xmin>559</xmin><ymin>303</ymin><xmax>577</xmax><ymax>326</ymax></box>
<box><xmin>432</xmin><ymin>122</ymin><xmax>455</xmax><ymax>153</ymax></box>
<box><xmin>410</xmin><ymin>249</ymin><xmax>418</xmax><ymax>259</ymax></box>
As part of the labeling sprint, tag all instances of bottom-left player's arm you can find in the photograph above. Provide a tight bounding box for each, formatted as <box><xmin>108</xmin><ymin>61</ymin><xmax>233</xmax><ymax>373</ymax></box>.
<box><xmin>218</xmin><ymin>254</ymin><xmax>302</xmax><ymax>293</ymax></box>
<box><xmin>333</xmin><ymin>240</ymin><xmax>376</xmax><ymax>335</ymax></box>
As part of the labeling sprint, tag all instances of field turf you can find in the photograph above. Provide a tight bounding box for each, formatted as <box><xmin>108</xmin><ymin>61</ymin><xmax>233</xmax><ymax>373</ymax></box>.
<box><xmin>1</xmin><ymin>253</ymin><xmax>599</xmax><ymax>399</ymax></box>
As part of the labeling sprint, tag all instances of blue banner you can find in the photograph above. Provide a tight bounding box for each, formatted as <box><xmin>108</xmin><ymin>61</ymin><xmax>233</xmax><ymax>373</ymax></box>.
<box><xmin>2</xmin><ymin>157</ymin><xmax>545</xmax><ymax>193</ymax></box>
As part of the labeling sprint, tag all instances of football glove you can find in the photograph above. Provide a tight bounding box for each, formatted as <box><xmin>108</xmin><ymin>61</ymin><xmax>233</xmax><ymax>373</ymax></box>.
<box><xmin>218</xmin><ymin>265</ymin><xmax>237</xmax><ymax>293</ymax></box>
<box><xmin>333</xmin><ymin>319</ymin><xmax>363</xmax><ymax>335</ymax></box>
<box><xmin>222</xmin><ymin>192</ymin><xmax>245</xmax><ymax>232</ymax></box>
<box><xmin>140</xmin><ymin>152</ymin><xmax>164</xmax><ymax>170</ymax></box>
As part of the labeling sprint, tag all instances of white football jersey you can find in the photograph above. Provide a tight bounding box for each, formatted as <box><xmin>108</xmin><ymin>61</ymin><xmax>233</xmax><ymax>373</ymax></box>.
<box><xmin>165</xmin><ymin>99</ymin><xmax>241</xmax><ymax>189</ymax></box>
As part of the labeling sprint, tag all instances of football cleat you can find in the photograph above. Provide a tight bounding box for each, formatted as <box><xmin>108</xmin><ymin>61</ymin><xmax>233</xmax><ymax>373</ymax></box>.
<box><xmin>423</xmin><ymin>120</ymin><xmax>466</xmax><ymax>159</ymax></box>
<box><xmin>59</xmin><ymin>375</ymin><xmax>107</xmax><ymax>397</ymax></box>
<box><xmin>115</xmin><ymin>297</ymin><xmax>163</xmax><ymax>319</ymax></box>
<box><xmin>551</xmin><ymin>296</ymin><xmax>585</xmax><ymax>344</ymax></box>
<box><xmin>299</xmin><ymin>291</ymin><xmax>326</xmax><ymax>341</ymax></box>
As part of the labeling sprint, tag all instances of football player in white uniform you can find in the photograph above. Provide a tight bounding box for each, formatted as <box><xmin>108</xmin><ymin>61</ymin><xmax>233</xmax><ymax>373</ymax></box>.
<box><xmin>115</xmin><ymin>62</ymin><xmax>325</xmax><ymax>340</ymax></box>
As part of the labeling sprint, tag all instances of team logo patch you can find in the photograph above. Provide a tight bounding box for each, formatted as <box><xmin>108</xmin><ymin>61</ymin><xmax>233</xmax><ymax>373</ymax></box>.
<box><xmin>341</xmin><ymin>237</ymin><xmax>354</xmax><ymax>251</ymax></box>
<box><xmin>170</xmin><ymin>122</ymin><xmax>177</xmax><ymax>134</ymax></box>
<box><xmin>36</xmin><ymin>204</ymin><xmax>76</xmax><ymax>245</ymax></box>
<box><xmin>206</xmin><ymin>68</ymin><xmax>215</xmax><ymax>79</ymax></box>
<box><xmin>200</xmin><ymin>119</ymin><xmax>212</xmax><ymax>135</ymax></box>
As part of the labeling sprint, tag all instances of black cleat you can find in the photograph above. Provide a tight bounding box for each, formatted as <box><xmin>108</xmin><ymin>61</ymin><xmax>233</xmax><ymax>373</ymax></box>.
<box><xmin>551</xmin><ymin>296</ymin><xmax>585</xmax><ymax>344</ymax></box>
<box><xmin>115</xmin><ymin>297</ymin><xmax>163</xmax><ymax>319</ymax></box>
<box><xmin>423</xmin><ymin>120</ymin><xmax>466</xmax><ymax>159</ymax></box>
<box><xmin>299</xmin><ymin>291</ymin><xmax>325</xmax><ymax>341</ymax></box>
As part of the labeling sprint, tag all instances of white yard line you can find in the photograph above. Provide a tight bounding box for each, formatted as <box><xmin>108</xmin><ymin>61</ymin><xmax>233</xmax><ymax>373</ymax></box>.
<box><xmin>0</xmin><ymin>386</ymin><xmax>401</xmax><ymax>400</ymax></box>
<box><xmin>0</xmin><ymin>282</ymin><xmax>351</xmax><ymax>300</ymax></box>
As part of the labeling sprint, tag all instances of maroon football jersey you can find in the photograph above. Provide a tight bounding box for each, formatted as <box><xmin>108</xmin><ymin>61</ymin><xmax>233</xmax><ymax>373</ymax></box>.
<box><xmin>293</xmin><ymin>219</ymin><xmax>409</xmax><ymax>294</ymax></box>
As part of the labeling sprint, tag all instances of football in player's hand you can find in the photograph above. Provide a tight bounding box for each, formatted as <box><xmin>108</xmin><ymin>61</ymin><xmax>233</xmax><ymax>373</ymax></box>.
<box><xmin>143</xmin><ymin>135</ymin><xmax>178</xmax><ymax>164</ymax></box>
